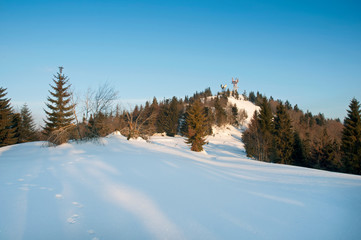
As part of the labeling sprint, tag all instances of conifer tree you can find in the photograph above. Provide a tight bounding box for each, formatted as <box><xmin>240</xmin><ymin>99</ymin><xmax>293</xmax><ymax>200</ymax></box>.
<box><xmin>204</xmin><ymin>106</ymin><xmax>214</xmax><ymax>135</ymax></box>
<box><xmin>292</xmin><ymin>131</ymin><xmax>306</xmax><ymax>166</ymax></box>
<box><xmin>185</xmin><ymin>100</ymin><xmax>208</xmax><ymax>152</ymax></box>
<box><xmin>341</xmin><ymin>98</ymin><xmax>361</xmax><ymax>174</ymax></box>
<box><xmin>313</xmin><ymin>129</ymin><xmax>340</xmax><ymax>170</ymax></box>
<box><xmin>242</xmin><ymin>98</ymin><xmax>274</xmax><ymax>162</ymax></box>
<box><xmin>231</xmin><ymin>104</ymin><xmax>239</xmax><ymax>126</ymax></box>
<box><xmin>248</xmin><ymin>91</ymin><xmax>256</xmax><ymax>103</ymax></box>
<box><xmin>157</xmin><ymin>97</ymin><xmax>179</xmax><ymax>136</ymax></box>
<box><xmin>43</xmin><ymin>67</ymin><xmax>74</xmax><ymax>145</ymax></box>
<box><xmin>11</xmin><ymin>113</ymin><xmax>21</xmax><ymax>143</ymax></box>
<box><xmin>18</xmin><ymin>103</ymin><xmax>37</xmax><ymax>142</ymax></box>
<box><xmin>258</xmin><ymin>97</ymin><xmax>273</xmax><ymax>133</ymax></box>
<box><xmin>272</xmin><ymin>103</ymin><xmax>294</xmax><ymax>164</ymax></box>
<box><xmin>143</xmin><ymin>97</ymin><xmax>159</xmax><ymax>136</ymax></box>
<box><xmin>242</xmin><ymin>111</ymin><xmax>262</xmax><ymax>159</ymax></box>
<box><xmin>214</xmin><ymin>96</ymin><xmax>227</xmax><ymax>126</ymax></box>
<box><xmin>0</xmin><ymin>87</ymin><xmax>17</xmax><ymax>147</ymax></box>
<box><xmin>257</xmin><ymin>97</ymin><xmax>274</xmax><ymax>161</ymax></box>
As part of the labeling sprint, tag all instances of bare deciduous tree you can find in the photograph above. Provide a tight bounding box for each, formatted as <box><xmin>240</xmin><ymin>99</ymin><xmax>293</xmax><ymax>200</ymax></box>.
<box><xmin>93</xmin><ymin>82</ymin><xmax>118</xmax><ymax>115</ymax></box>
<box><xmin>124</xmin><ymin>105</ymin><xmax>157</xmax><ymax>140</ymax></box>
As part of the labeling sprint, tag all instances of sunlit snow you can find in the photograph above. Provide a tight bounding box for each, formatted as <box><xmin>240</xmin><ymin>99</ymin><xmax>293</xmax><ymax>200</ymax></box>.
<box><xmin>1</xmin><ymin>128</ymin><xmax>361</xmax><ymax>239</ymax></box>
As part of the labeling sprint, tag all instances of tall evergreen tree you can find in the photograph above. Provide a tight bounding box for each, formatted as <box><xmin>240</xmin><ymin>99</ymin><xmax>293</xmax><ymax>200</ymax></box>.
<box><xmin>257</xmin><ymin>97</ymin><xmax>274</xmax><ymax>161</ymax></box>
<box><xmin>242</xmin><ymin>98</ymin><xmax>274</xmax><ymax>162</ymax></box>
<box><xmin>157</xmin><ymin>97</ymin><xmax>179</xmax><ymax>136</ymax></box>
<box><xmin>0</xmin><ymin>87</ymin><xmax>17</xmax><ymax>146</ymax></box>
<box><xmin>341</xmin><ymin>98</ymin><xmax>361</xmax><ymax>174</ymax></box>
<box><xmin>313</xmin><ymin>129</ymin><xmax>340</xmax><ymax>171</ymax></box>
<box><xmin>43</xmin><ymin>67</ymin><xmax>74</xmax><ymax>145</ymax></box>
<box><xmin>18</xmin><ymin>103</ymin><xmax>37</xmax><ymax>142</ymax></box>
<box><xmin>140</xmin><ymin>98</ymin><xmax>158</xmax><ymax>136</ymax></box>
<box><xmin>185</xmin><ymin>100</ymin><xmax>208</xmax><ymax>152</ymax></box>
<box><xmin>11</xmin><ymin>113</ymin><xmax>21</xmax><ymax>143</ymax></box>
<box><xmin>231</xmin><ymin>104</ymin><xmax>239</xmax><ymax>126</ymax></box>
<box><xmin>204</xmin><ymin>106</ymin><xmax>214</xmax><ymax>135</ymax></box>
<box><xmin>214</xmin><ymin>96</ymin><xmax>227</xmax><ymax>126</ymax></box>
<box><xmin>242</xmin><ymin>111</ymin><xmax>263</xmax><ymax>159</ymax></box>
<box><xmin>272</xmin><ymin>103</ymin><xmax>294</xmax><ymax>164</ymax></box>
<box><xmin>292</xmin><ymin>131</ymin><xmax>306</xmax><ymax>166</ymax></box>
<box><xmin>248</xmin><ymin>91</ymin><xmax>256</xmax><ymax>103</ymax></box>
<box><xmin>258</xmin><ymin>97</ymin><xmax>273</xmax><ymax>133</ymax></box>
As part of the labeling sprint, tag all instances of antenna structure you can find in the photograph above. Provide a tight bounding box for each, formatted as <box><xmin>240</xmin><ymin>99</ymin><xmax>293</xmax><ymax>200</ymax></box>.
<box><xmin>232</xmin><ymin>77</ymin><xmax>239</xmax><ymax>93</ymax></box>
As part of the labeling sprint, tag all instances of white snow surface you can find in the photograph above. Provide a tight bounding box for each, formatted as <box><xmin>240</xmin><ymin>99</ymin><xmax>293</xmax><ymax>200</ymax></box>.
<box><xmin>1</xmin><ymin>126</ymin><xmax>361</xmax><ymax>240</ymax></box>
<box><xmin>227</xmin><ymin>96</ymin><xmax>260</xmax><ymax>124</ymax></box>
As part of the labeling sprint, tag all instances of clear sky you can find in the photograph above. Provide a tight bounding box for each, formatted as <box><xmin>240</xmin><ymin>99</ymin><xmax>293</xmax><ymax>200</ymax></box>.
<box><xmin>1</xmin><ymin>0</ymin><xmax>361</xmax><ymax>125</ymax></box>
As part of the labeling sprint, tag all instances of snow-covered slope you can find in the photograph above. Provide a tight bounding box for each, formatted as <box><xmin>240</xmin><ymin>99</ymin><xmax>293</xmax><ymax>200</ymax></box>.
<box><xmin>206</xmin><ymin>95</ymin><xmax>260</xmax><ymax>125</ymax></box>
<box><xmin>227</xmin><ymin>96</ymin><xmax>260</xmax><ymax>124</ymax></box>
<box><xmin>1</xmin><ymin>129</ymin><xmax>361</xmax><ymax>240</ymax></box>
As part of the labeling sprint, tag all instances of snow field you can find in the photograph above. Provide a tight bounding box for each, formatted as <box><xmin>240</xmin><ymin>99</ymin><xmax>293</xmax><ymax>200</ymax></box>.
<box><xmin>0</xmin><ymin>127</ymin><xmax>361</xmax><ymax>239</ymax></box>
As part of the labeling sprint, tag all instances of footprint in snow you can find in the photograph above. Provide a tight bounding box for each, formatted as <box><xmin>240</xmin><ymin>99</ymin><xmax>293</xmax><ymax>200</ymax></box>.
<box><xmin>67</xmin><ymin>214</ymin><xmax>79</xmax><ymax>224</ymax></box>
<box><xmin>72</xmin><ymin>201</ymin><xmax>83</xmax><ymax>208</ymax></box>
<box><xmin>55</xmin><ymin>194</ymin><xmax>63</xmax><ymax>199</ymax></box>
<box><xmin>88</xmin><ymin>229</ymin><xmax>101</xmax><ymax>240</ymax></box>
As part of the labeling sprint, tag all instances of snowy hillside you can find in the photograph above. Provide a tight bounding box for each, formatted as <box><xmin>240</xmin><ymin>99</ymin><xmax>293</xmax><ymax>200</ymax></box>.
<box><xmin>206</xmin><ymin>95</ymin><xmax>260</xmax><ymax>125</ymax></box>
<box><xmin>227</xmin><ymin>96</ymin><xmax>260</xmax><ymax>124</ymax></box>
<box><xmin>1</xmin><ymin>128</ymin><xmax>361</xmax><ymax>240</ymax></box>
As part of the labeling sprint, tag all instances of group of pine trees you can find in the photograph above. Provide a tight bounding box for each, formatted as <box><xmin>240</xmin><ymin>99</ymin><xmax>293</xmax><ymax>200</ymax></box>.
<box><xmin>242</xmin><ymin>96</ymin><xmax>361</xmax><ymax>175</ymax></box>
<box><xmin>2</xmin><ymin>67</ymin><xmax>361</xmax><ymax>175</ymax></box>
<box><xmin>0</xmin><ymin>88</ymin><xmax>38</xmax><ymax>146</ymax></box>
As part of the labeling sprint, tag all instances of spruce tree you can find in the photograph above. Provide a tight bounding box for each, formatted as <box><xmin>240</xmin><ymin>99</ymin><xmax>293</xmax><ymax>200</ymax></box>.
<box><xmin>43</xmin><ymin>67</ymin><xmax>74</xmax><ymax>145</ymax></box>
<box><xmin>242</xmin><ymin>111</ymin><xmax>262</xmax><ymax>159</ymax></box>
<box><xmin>257</xmin><ymin>97</ymin><xmax>274</xmax><ymax>161</ymax></box>
<box><xmin>258</xmin><ymin>97</ymin><xmax>273</xmax><ymax>133</ymax></box>
<box><xmin>204</xmin><ymin>107</ymin><xmax>214</xmax><ymax>135</ymax></box>
<box><xmin>341</xmin><ymin>98</ymin><xmax>361</xmax><ymax>174</ymax></box>
<box><xmin>248</xmin><ymin>91</ymin><xmax>256</xmax><ymax>103</ymax></box>
<box><xmin>185</xmin><ymin>100</ymin><xmax>208</xmax><ymax>152</ymax></box>
<box><xmin>0</xmin><ymin>87</ymin><xmax>17</xmax><ymax>147</ymax></box>
<box><xmin>18</xmin><ymin>103</ymin><xmax>37</xmax><ymax>142</ymax></box>
<box><xmin>214</xmin><ymin>96</ymin><xmax>227</xmax><ymax>126</ymax></box>
<box><xmin>12</xmin><ymin>113</ymin><xmax>21</xmax><ymax>143</ymax></box>
<box><xmin>157</xmin><ymin>97</ymin><xmax>179</xmax><ymax>136</ymax></box>
<box><xmin>292</xmin><ymin>131</ymin><xmax>306</xmax><ymax>166</ymax></box>
<box><xmin>272</xmin><ymin>103</ymin><xmax>294</xmax><ymax>164</ymax></box>
<box><xmin>231</xmin><ymin>104</ymin><xmax>239</xmax><ymax>126</ymax></box>
<box><xmin>314</xmin><ymin>129</ymin><xmax>340</xmax><ymax>171</ymax></box>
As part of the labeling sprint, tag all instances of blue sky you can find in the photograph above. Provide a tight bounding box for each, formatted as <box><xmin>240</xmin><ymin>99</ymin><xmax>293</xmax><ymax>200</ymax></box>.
<box><xmin>1</xmin><ymin>0</ymin><xmax>361</xmax><ymax>125</ymax></box>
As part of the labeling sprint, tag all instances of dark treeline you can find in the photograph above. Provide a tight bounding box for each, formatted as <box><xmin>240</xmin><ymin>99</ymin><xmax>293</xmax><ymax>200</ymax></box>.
<box><xmin>1</xmin><ymin>68</ymin><xmax>360</xmax><ymax>175</ymax></box>
<box><xmin>242</xmin><ymin>92</ymin><xmax>361</xmax><ymax>175</ymax></box>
